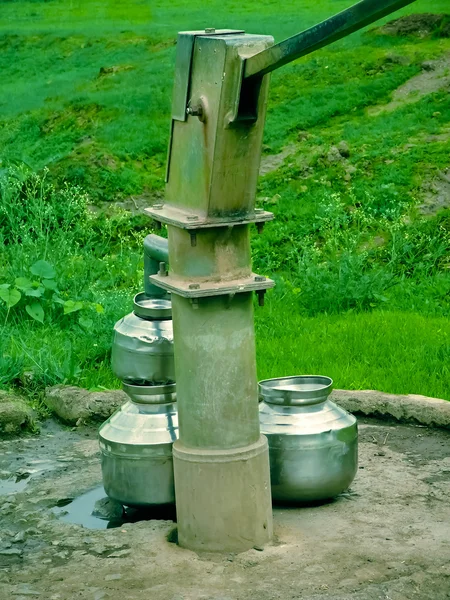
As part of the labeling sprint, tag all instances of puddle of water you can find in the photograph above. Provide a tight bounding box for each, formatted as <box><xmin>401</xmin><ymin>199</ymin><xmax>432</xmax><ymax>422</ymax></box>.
<box><xmin>52</xmin><ymin>486</ymin><xmax>176</xmax><ymax>530</ymax></box>
<box><xmin>0</xmin><ymin>476</ymin><xmax>28</xmax><ymax>495</ymax></box>
<box><xmin>0</xmin><ymin>458</ymin><xmax>58</xmax><ymax>496</ymax></box>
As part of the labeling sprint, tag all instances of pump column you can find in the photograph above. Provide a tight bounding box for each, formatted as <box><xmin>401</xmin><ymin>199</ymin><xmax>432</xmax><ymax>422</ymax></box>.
<box><xmin>147</xmin><ymin>30</ymin><xmax>274</xmax><ymax>552</ymax></box>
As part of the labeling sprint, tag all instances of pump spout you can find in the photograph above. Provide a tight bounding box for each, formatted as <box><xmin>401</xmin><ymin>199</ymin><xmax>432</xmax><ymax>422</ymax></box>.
<box><xmin>144</xmin><ymin>234</ymin><xmax>169</xmax><ymax>298</ymax></box>
<box><xmin>243</xmin><ymin>0</ymin><xmax>417</xmax><ymax>80</ymax></box>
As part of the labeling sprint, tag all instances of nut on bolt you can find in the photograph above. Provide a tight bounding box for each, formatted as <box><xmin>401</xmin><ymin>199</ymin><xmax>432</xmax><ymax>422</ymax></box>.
<box><xmin>254</xmin><ymin>276</ymin><xmax>266</xmax><ymax>282</ymax></box>
<box><xmin>158</xmin><ymin>262</ymin><xmax>168</xmax><ymax>276</ymax></box>
<box><xmin>186</xmin><ymin>98</ymin><xmax>206</xmax><ymax>122</ymax></box>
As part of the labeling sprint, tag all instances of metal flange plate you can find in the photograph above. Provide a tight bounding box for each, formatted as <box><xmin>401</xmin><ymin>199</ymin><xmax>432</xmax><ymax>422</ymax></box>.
<box><xmin>149</xmin><ymin>272</ymin><xmax>274</xmax><ymax>298</ymax></box>
<box><xmin>145</xmin><ymin>205</ymin><xmax>273</xmax><ymax>230</ymax></box>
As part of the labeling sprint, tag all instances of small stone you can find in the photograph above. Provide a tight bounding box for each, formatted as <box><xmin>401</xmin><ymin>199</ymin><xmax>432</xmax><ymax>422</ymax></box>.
<box><xmin>104</xmin><ymin>574</ymin><xmax>122</xmax><ymax>581</ymax></box>
<box><xmin>0</xmin><ymin>541</ymin><xmax>12</xmax><ymax>549</ymax></box>
<box><xmin>108</xmin><ymin>549</ymin><xmax>131</xmax><ymax>558</ymax></box>
<box><xmin>3</xmin><ymin>529</ymin><xmax>15</xmax><ymax>537</ymax></box>
<box><xmin>0</xmin><ymin>547</ymin><xmax>22</xmax><ymax>556</ymax></box>
<box><xmin>93</xmin><ymin>497</ymin><xmax>123</xmax><ymax>521</ymax></box>
<box><xmin>44</xmin><ymin>386</ymin><xmax>127</xmax><ymax>425</ymax></box>
<box><xmin>94</xmin><ymin>591</ymin><xmax>106</xmax><ymax>600</ymax></box>
<box><xmin>253</xmin><ymin>545</ymin><xmax>264</xmax><ymax>552</ymax></box>
<box><xmin>421</xmin><ymin>61</ymin><xmax>436</xmax><ymax>71</ymax></box>
<box><xmin>337</xmin><ymin>140</ymin><xmax>350</xmax><ymax>157</ymax></box>
<box><xmin>0</xmin><ymin>391</ymin><xmax>34</xmax><ymax>437</ymax></box>
<box><xmin>12</xmin><ymin>531</ymin><xmax>26</xmax><ymax>543</ymax></box>
<box><xmin>326</xmin><ymin>146</ymin><xmax>343</xmax><ymax>163</ymax></box>
<box><xmin>14</xmin><ymin>584</ymin><xmax>41</xmax><ymax>596</ymax></box>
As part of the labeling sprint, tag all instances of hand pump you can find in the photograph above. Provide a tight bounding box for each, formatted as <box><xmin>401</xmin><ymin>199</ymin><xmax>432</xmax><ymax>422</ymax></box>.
<box><xmin>146</xmin><ymin>0</ymin><xmax>417</xmax><ymax>552</ymax></box>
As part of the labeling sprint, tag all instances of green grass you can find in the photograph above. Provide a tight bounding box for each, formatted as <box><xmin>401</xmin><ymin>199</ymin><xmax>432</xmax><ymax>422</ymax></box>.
<box><xmin>1</xmin><ymin>0</ymin><xmax>450</xmax><ymax>404</ymax></box>
<box><xmin>1</xmin><ymin>0</ymin><xmax>449</xmax><ymax>199</ymax></box>
<box><xmin>256</xmin><ymin>304</ymin><xmax>450</xmax><ymax>400</ymax></box>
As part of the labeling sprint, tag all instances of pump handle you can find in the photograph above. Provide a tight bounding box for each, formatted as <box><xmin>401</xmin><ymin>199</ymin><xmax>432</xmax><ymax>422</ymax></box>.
<box><xmin>244</xmin><ymin>0</ymin><xmax>417</xmax><ymax>80</ymax></box>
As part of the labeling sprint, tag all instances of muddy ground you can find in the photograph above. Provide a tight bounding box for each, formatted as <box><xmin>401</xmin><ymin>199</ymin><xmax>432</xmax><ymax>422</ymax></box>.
<box><xmin>0</xmin><ymin>417</ymin><xmax>449</xmax><ymax>600</ymax></box>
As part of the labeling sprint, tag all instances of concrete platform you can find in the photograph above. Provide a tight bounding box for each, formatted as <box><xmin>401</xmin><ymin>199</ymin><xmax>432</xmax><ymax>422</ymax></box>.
<box><xmin>0</xmin><ymin>417</ymin><xmax>449</xmax><ymax>600</ymax></box>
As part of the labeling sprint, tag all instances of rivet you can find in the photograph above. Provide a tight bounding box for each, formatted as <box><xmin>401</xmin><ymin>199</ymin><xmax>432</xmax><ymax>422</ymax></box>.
<box><xmin>158</xmin><ymin>262</ymin><xmax>168</xmax><ymax>276</ymax></box>
<box><xmin>189</xmin><ymin>283</ymin><xmax>200</xmax><ymax>290</ymax></box>
<box><xmin>254</xmin><ymin>276</ymin><xmax>266</xmax><ymax>282</ymax></box>
<box><xmin>255</xmin><ymin>208</ymin><xmax>263</xmax><ymax>214</ymax></box>
<box><xmin>205</xmin><ymin>28</ymin><xmax>216</xmax><ymax>34</ymax></box>
<box><xmin>153</xmin><ymin>203</ymin><xmax>163</xmax><ymax>210</ymax></box>
<box><xmin>186</xmin><ymin>215</ymin><xmax>199</xmax><ymax>221</ymax></box>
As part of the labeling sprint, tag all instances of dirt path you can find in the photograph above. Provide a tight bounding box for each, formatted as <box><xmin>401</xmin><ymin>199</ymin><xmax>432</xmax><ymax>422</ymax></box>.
<box><xmin>0</xmin><ymin>417</ymin><xmax>449</xmax><ymax>600</ymax></box>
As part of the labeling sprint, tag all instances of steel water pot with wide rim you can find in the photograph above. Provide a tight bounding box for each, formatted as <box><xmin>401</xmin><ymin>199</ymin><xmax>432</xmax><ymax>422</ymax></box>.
<box><xmin>111</xmin><ymin>293</ymin><xmax>174</xmax><ymax>385</ymax></box>
<box><xmin>99</xmin><ymin>382</ymin><xmax>178</xmax><ymax>507</ymax></box>
<box><xmin>259</xmin><ymin>375</ymin><xmax>358</xmax><ymax>503</ymax></box>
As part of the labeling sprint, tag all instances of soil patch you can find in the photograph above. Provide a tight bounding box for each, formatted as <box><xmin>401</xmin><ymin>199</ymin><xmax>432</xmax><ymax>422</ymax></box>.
<box><xmin>378</xmin><ymin>13</ymin><xmax>450</xmax><ymax>38</ymax></box>
<box><xmin>368</xmin><ymin>52</ymin><xmax>450</xmax><ymax>116</ymax></box>
<box><xmin>419</xmin><ymin>166</ymin><xmax>450</xmax><ymax>216</ymax></box>
<box><xmin>0</xmin><ymin>417</ymin><xmax>449</xmax><ymax>599</ymax></box>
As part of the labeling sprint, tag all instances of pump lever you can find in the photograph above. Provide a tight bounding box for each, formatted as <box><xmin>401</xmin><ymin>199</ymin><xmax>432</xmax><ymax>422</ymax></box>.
<box><xmin>244</xmin><ymin>0</ymin><xmax>416</xmax><ymax>80</ymax></box>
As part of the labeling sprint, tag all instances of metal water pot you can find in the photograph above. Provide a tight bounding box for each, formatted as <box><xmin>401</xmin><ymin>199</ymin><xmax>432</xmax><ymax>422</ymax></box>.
<box><xmin>99</xmin><ymin>382</ymin><xmax>178</xmax><ymax>507</ymax></box>
<box><xmin>259</xmin><ymin>376</ymin><xmax>357</xmax><ymax>503</ymax></box>
<box><xmin>111</xmin><ymin>293</ymin><xmax>174</xmax><ymax>384</ymax></box>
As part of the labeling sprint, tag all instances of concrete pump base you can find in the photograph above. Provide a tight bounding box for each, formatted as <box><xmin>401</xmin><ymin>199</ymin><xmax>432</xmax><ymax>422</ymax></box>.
<box><xmin>172</xmin><ymin>435</ymin><xmax>273</xmax><ymax>553</ymax></box>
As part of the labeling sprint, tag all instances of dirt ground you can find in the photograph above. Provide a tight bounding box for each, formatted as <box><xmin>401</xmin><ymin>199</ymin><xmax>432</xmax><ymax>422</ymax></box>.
<box><xmin>0</xmin><ymin>417</ymin><xmax>449</xmax><ymax>600</ymax></box>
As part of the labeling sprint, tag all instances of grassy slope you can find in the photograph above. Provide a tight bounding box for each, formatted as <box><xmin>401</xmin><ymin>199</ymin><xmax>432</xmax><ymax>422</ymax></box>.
<box><xmin>1</xmin><ymin>0</ymin><xmax>448</xmax><ymax>199</ymax></box>
<box><xmin>1</xmin><ymin>0</ymin><xmax>450</xmax><ymax>401</ymax></box>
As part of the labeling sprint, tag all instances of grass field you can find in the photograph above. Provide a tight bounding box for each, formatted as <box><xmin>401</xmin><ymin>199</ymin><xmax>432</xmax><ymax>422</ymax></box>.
<box><xmin>1</xmin><ymin>0</ymin><xmax>449</xmax><ymax>405</ymax></box>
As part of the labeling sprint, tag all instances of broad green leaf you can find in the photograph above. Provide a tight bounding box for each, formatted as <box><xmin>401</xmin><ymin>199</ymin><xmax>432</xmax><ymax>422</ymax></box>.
<box><xmin>26</xmin><ymin>302</ymin><xmax>44</xmax><ymax>323</ymax></box>
<box><xmin>30</xmin><ymin>260</ymin><xmax>56</xmax><ymax>280</ymax></box>
<box><xmin>63</xmin><ymin>300</ymin><xmax>84</xmax><ymax>314</ymax></box>
<box><xmin>52</xmin><ymin>295</ymin><xmax>65</xmax><ymax>305</ymax></box>
<box><xmin>95</xmin><ymin>303</ymin><xmax>104</xmax><ymax>314</ymax></box>
<box><xmin>42</xmin><ymin>279</ymin><xmax>58</xmax><ymax>291</ymax></box>
<box><xmin>0</xmin><ymin>287</ymin><xmax>21</xmax><ymax>308</ymax></box>
<box><xmin>0</xmin><ymin>283</ymin><xmax>10</xmax><ymax>290</ymax></box>
<box><xmin>14</xmin><ymin>277</ymin><xmax>33</xmax><ymax>290</ymax></box>
<box><xmin>25</xmin><ymin>286</ymin><xmax>44</xmax><ymax>298</ymax></box>
<box><xmin>79</xmin><ymin>316</ymin><xmax>93</xmax><ymax>330</ymax></box>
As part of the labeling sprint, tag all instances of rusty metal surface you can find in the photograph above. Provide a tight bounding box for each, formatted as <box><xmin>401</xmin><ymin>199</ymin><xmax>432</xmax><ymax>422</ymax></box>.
<box><xmin>145</xmin><ymin>205</ymin><xmax>273</xmax><ymax>229</ymax></box>
<box><xmin>171</xmin><ymin>30</ymin><xmax>245</xmax><ymax>122</ymax></box>
<box><xmin>149</xmin><ymin>272</ymin><xmax>274</xmax><ymax>298</ymax></box>
<box><xmin>164</xmin><ymin>33</ymin><xmax>273</xmax><ymax>220</ymax></box>
<box><xmin>244</xmin><ymin>0</ymin><xmax>417</xmax><ymax>79</ymax></box>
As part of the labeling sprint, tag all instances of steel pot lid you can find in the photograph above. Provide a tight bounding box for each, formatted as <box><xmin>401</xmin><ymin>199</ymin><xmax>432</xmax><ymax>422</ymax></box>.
<box><xmin>259</xmin><ymin>375</ymin><xmax>333</xmax><ymax>406</ymax></box>
<box><xmin>123</xmin><ymin>382</ymin><xmax>176</xmax><ymax>404</ymax></box>
<box><xmin>133</xmin><ymin>292</ymin><xmax>172</xmax><ymax>320</ymax></box>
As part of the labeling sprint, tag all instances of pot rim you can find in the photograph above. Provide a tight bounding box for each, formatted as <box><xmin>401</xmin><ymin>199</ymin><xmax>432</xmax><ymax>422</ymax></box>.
<box><xmin>258</xmin><ymin>375</ymin><xmax>333</xmax><ymax>406</ymax></box>
<box><xmin>133</xmin><ymin>292</ymin><xmax>172</xmax><ymax>320</ymax></box>
<box><xmin>122</xmin><ymin>382</ymin><xmax>176</xmax><ymax>404</ymax></box>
